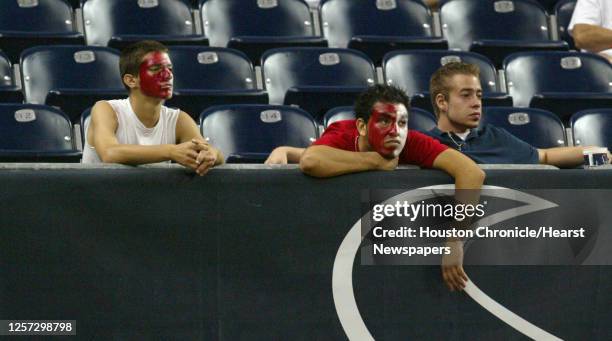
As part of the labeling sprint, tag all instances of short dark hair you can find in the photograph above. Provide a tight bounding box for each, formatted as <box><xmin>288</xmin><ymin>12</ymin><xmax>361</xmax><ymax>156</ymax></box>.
<box><xmin>354</xmin><ymin>84</ymin><xmax>410</xmax><ymax>122</ymax></box>
<box><xmin>119</xmin><ymin>40</ymin><xmax>169</xmax><ymax>90</ymax></box>
<box><xmin>429</xmin><ymin>62</ymin><xmax>480</xmax><ymax>119</ymax></box>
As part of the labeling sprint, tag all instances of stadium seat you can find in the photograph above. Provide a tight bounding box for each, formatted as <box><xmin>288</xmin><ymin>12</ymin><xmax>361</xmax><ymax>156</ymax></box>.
<box><xmin>504</xmin><ymin>51</ymin><xmax>612</xmax><ymax>123</ymax></box>
<box><xmin>262</xmin><ymin>47</ymin><xmax>376</xmax><ymax>122</ymax></box>
<box><xmin>20</xmin><ymin>45</ymin><xmax>126</xmax><ymax>123</ymax></box>
<box><xmin>571</xmin><ymin>109</ymin><xmax>612</xmax><ymax>149</ymax></box>
<box><xmin>323</xmin><ymin>106</ymin><xmax>354</xmax><ymax>127</ymax></box>
<box><xmin>323</xmin><ymin>105</ymin><xmax>437</xmax><ymax>133</ymax></box>
<box><xmin>79</xmin><ymin>107</ymin><xmax>91</xmax><ymax>149</ymax></box>
<box><xmin>200</xmin><ymin>0</ymin><xmax>326</xmax><ymax>64</ymax></box>
<box><xmin>83</xmin><ymin>0</ymin><xmax>207</xmax><ymax>49</ymax></box>
<box><xmin>440</xmin><ymin>0</ymin><xmax>568</xmax><ymax>67</ymax></box>
<box><xmin>0</xmin><ymin>51</ymin><xmax>23</xmax><ymax>103</ymax></box>
<box><xmin>320</xmin><ymin>0</ymin><xmax>447</xmax><ymax>64</ymax></box>
<box><xmin>482</xmin><ymin>107</ymin><xmax>566</xmax><ymax>148</ymax></box>
<box><xmin>166</xmin><ymin>46</ymin><xmax>268</xmax><ymax>119</ymax></box>
<box><xmin>555</xmin><ymin>0</ymin><xmax>577</xmax><ymax>50</ymax></box>
<box><xmin>0</xmin><ymin>0</ymin><xmax>84</xmax><ymax>63</ymax></box>
<box><xmin>382</xmin><ymin>50</ymin><xmax>511</xmax><ymax>113</ymax></box>
<box><xmin>200</xmin><ymin>104</ymin><xmax>318</xmax><ymax>163</ymax></box>
<box><xmin>0</xmin><ymin>103</ymin><xmax>80</xmax><ymax>162</ymax></box>
<box><xmin>535</xmin><ymin>0</ymin><xmax>560</xmax><ymax>12</ymax></box>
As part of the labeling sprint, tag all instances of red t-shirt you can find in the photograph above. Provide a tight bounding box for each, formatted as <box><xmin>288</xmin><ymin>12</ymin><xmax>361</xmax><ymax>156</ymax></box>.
<box><xmin>312</xmin><ymin>120</ymin><xmax>448</xmax><ymax>168</ymax></box>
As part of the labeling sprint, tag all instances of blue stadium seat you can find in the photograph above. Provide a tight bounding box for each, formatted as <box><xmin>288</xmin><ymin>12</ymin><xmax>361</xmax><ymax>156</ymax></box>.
<box><xmin>382</xmin><ymin>50</ymin><xmax>511</xmax><ymax>112</ymax></box>
<box><xmin>262</xmin><ymin>47</ymin><xmax>376</xmax><ymax>122</ymax></box>
<box><xmin>83</xmin><ymin>0</ymin><xmax>207</xmax><ymax>49</ymax></box>
<box><xmin>0</xmin><ymin>0</ymin><xmax>84</xmax><ymax>63</ymax></box>
<box><xmin>0</xmin><ymin>103</ymin><xmax>80</xmax><ymax>162</ymax></box>
<box><xmin>323</xmin><ymin>106</ymin><xmax>354</xmax><ymax>127</ymax></box>
<box><xmin>440</xmin><ymin>0</ymin><xmax>568</xmax><ymax>67</ymax></box>
<box><xmin>320</xmin><ymin>0</ymin><xmax>447</xmax><ymax>64</ymax></box>
<box><xmin>571</xmin><ymin>109</ymin><xmax>612</xmax><ymax>149</ymax></box>
<box><xmin>199</xmin><ymin>104</ymin><xmax>318</xmax><ymax>163</ymax></box>
<box><xmin>482</xmin><ymin>107</ymin><xmax>566</xmax><ymax>148</ymax></box>
<box><xmin>504</xmin><ymin>51</ymin><xmax>612</xmax><ymax>123</ymax></box>
<box><xmin>20</xmin><ymin>45</ymin><xmax>126</xmax><ymax>122</ymax></box>
<box><xmin>323</xmin><ymin>105</ymin><xmax>437</xmax><ymax>133</ymax></box>
<box><xmin>165</xmin><ymin>46</ymin><xmax>268</xmax><ymax>119</ymax></box>
<box><xmin>555</xmin><ymin>0</ymin><xmax>576</xmax><ymax>50</ymax></box>
<box><xmin>79</xmin><ymin>107</ymin><xmax>91</xmax><ymax>148</ymax></box>
<box><xmin>0</xmin><ymin>51</ymin><xmax>23</xmax><ymax>103</ymax></box>
<box><xmin>535</xmin><ymin>0</ymin><xmax>560</xmax><ymax>12</ymax></box>
<box><xmin>200</xmin><ymin>0</ymin><xmax>326</xmax><ymax>64</ymax></box>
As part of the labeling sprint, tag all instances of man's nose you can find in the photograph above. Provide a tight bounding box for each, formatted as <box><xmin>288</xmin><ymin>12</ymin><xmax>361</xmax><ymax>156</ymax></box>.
<box><xmin>160</xmin><ymin>67</ymin><xmax>172</xmax><ymax>79</ymax></box>
<box><xmin>388</xmin><ymin>123</ymin><xmax>399</xmax><ymax>135</ymax></box>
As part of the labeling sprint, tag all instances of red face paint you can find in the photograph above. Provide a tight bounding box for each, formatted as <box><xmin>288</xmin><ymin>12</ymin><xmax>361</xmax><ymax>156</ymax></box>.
<box><xmin>139</xmin><ymin>51</ymin><xmax>173</xmax><ymax>99</ymax></box>
<box><xmin>367</xmin><ymin>102</ymin><xmax>408</xmax><ymax>158</ymax></box>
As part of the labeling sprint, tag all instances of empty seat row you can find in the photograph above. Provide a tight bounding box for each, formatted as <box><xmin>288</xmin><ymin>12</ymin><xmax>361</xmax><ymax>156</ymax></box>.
<box><xmin>2</xmin><ymin>46</ymin><xmax>610</xmax><ymax>125</ymax></box>
<box><xmin>0</xmin><ymin>0</ymin><xmax>578</xmax><ymax>66</ymax></box>
<box><xmin>2</xmin><ymin>103</ymin><xmax>611</xmax><ymax>163</ymax></box>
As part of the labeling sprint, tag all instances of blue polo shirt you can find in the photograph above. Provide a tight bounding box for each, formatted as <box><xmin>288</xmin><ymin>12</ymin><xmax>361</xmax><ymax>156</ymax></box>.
<box><xmin>424</xmin><ymin>124</ymin><xmax>539</xmax><ymax>164</ymax></box>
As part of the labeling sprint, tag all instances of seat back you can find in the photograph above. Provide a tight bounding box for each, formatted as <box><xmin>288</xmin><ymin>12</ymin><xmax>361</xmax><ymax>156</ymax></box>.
<box><xmin>83</xmin><ymin>0</ymin><xmax>196</xmax><ymax>46</ymax></box>
<box><xmin>535</xmin><ymin>0</ymin><xmax>560</xmax><ymax>12</ymax></box>
<box><xmin>504</xmin><ymin>51</ymin><xmax>612</xmax><ymax>107</ymax></box>
<box><xmin>0</xmin><ymin>104</ymin><xmax>74</xmax><ymax>151</ymax></box>
<box><xmin>168</xmin><ymin>46</ymin><xmax>257</xmax><ymax>91</ymax></box>
<box><xmin>0</xmin><ymin>0</ymin><xmax>75</xmax><ymax>33</ymax></box>
<box><xmin>482</xmin><ymin>107</ymin><xmax>566</xmax><ymax>148</ymax></box>
<box><xmin>383</xmin><ymin>50</ymin><xmax>500</xmax><ymax>96</ymax></box>
<box><xmin>262</xmin><ymin>47</ymin><xmax>375</xmax><ymax>104</ymax></box>
<box><xmin>200</xmin><ymin>104</ymin><xmax>318</xmax><ymax>161</ymax></box>
<box><xmin>80</xmin><ymin>107</ymin><xmax>92</xmax><ymax>148</ymax></box>
<box><xmin>320</xmin><ymin>0</ymin><xmax>435</xmax><ymax>47</ymax></box>
<box><xmin>555</xmin><ymin>0</ymin><xmax>577</xmax><ymax>50</ymax></box>
<box><xmin>440</xmin><ymin>0</ymin><xmax>551</xmax><ymax>51</ymax></box>
<box><xmin>571</xmin><ymin>109</ymin><xmax>612</xmax><ymax>149</ymax></box>
<box><xmin>0</xmin><ymin>52</ymin><xmax>17</xmax><ymax>92</ymax></box>
<box><xmin>323</xmin><ymin>106</ymin><xmax>354</xmax><ymax>127</ymax></box>
<box><xmin>21</xmin><ymin>46</ymin><xmax>124</xmax><ymax>105</ymax></box>
<box><xmin>201</xmin><ymin>0</ymin><xmax>316</xmax><ymax>47</ymax></box>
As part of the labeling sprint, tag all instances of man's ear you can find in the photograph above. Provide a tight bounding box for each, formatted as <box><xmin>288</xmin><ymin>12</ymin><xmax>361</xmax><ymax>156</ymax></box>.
<box><xmin>123</xmin><ymin>74</ymin><xmax>138</xmax><ymax>90</ymax></box>
<box><xmin>356</xmin><ymin>118</ymin><xmax>367</xmax><ymax>137</ymax></box>
<box><xmin>434</xmin><ymin>93</ymin><xmax>448</xmax><ymax>114</ymax></box>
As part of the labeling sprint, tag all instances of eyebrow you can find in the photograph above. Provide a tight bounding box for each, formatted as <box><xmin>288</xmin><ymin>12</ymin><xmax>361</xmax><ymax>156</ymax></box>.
<box><xmin>149</xmin><ymin>63</ymin><xmax>173</xmax><ymax>68</ymax></box>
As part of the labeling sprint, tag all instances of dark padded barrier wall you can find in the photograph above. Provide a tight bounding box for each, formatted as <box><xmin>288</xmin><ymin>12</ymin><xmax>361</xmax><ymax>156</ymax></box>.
<box><xmin>0</xmin><ymin>165</ymin><xmax>610</xmax><ymax>340</ymax></box>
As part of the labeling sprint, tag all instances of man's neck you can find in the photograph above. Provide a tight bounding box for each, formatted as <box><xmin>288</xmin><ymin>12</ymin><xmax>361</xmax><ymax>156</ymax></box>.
<box><xmin>129</xmin><ymin>93</ymin><xmax>163</xmax><ymax>128</ymax></box>
<box><xmin>437</xmin><ymin>117</ymin><xmax>469</xmax><ymax>135</ymax></box>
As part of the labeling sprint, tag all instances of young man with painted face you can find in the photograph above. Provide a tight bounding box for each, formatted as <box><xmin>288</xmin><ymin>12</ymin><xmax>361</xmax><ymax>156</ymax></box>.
<box><xmin>424</xmin><ymin>62</ymin><xmax>610</xmax><ymax>167</ymax></box>
<box><xmin>293</xmin><ymin>85</ymin><xmax>483</xmax><ymax>292</ymax></box>
<box><xmin>82</xmin><ymin>40</ymin><xmax>223</xmax><ymax>175</ymax></box>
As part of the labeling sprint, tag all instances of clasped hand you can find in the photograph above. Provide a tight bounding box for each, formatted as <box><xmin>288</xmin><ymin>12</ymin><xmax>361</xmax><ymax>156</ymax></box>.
<box><xmin>171</xmin><ymin>139</ymin><xmax>217</xmax><ymax>175</ymax></box>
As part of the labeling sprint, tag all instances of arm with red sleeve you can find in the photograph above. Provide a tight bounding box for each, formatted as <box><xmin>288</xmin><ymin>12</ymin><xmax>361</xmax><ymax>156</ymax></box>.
<box><xmin>402</xmin><ymin>132</ymin><xmax>485</xmax><ymax>291</ymax></box>
<box><xmin>299</xmin><ymin>121</ymin><xmax>398</xmax><ymax>177</ymax></box>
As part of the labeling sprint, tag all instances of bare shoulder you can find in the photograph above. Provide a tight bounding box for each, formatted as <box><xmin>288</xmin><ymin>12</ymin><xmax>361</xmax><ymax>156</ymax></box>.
<box><xmin>91</xmin><ymin>100</ymin><xmax>117</xmax><ymax>122</ymax></box>
<box><xmin>89</xmin><ymin>100</ymin><xmax>119</xmax><ymax>136</ymax></box>
<box><xmin>177</xmin><ymin>110</ymin><xmax>196</xmax><ymax>124</ymax></box>
<box><xmin>175</xmin><ymin>110</ymin><xmax>202</xmax><ymax>143</ymax></box>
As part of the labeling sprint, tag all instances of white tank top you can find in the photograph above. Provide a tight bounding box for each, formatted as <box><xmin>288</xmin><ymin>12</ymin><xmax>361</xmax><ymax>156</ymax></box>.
<box><xmin>81</xmin><ymin>98</ymin><xmax>180</xmax><ymax>164</ymax></box>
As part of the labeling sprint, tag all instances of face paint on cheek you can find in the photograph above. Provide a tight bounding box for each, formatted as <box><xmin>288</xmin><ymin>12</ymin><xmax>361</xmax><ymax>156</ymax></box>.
<box><xmin>367</xmin><ymin>103</ymin><xmax>402</xmax><ymax>158</ymax></box>
<box><xmin>139</xmin><ymin>52</ymin><xmax>173</xmax><ymax>99</ymax></box>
